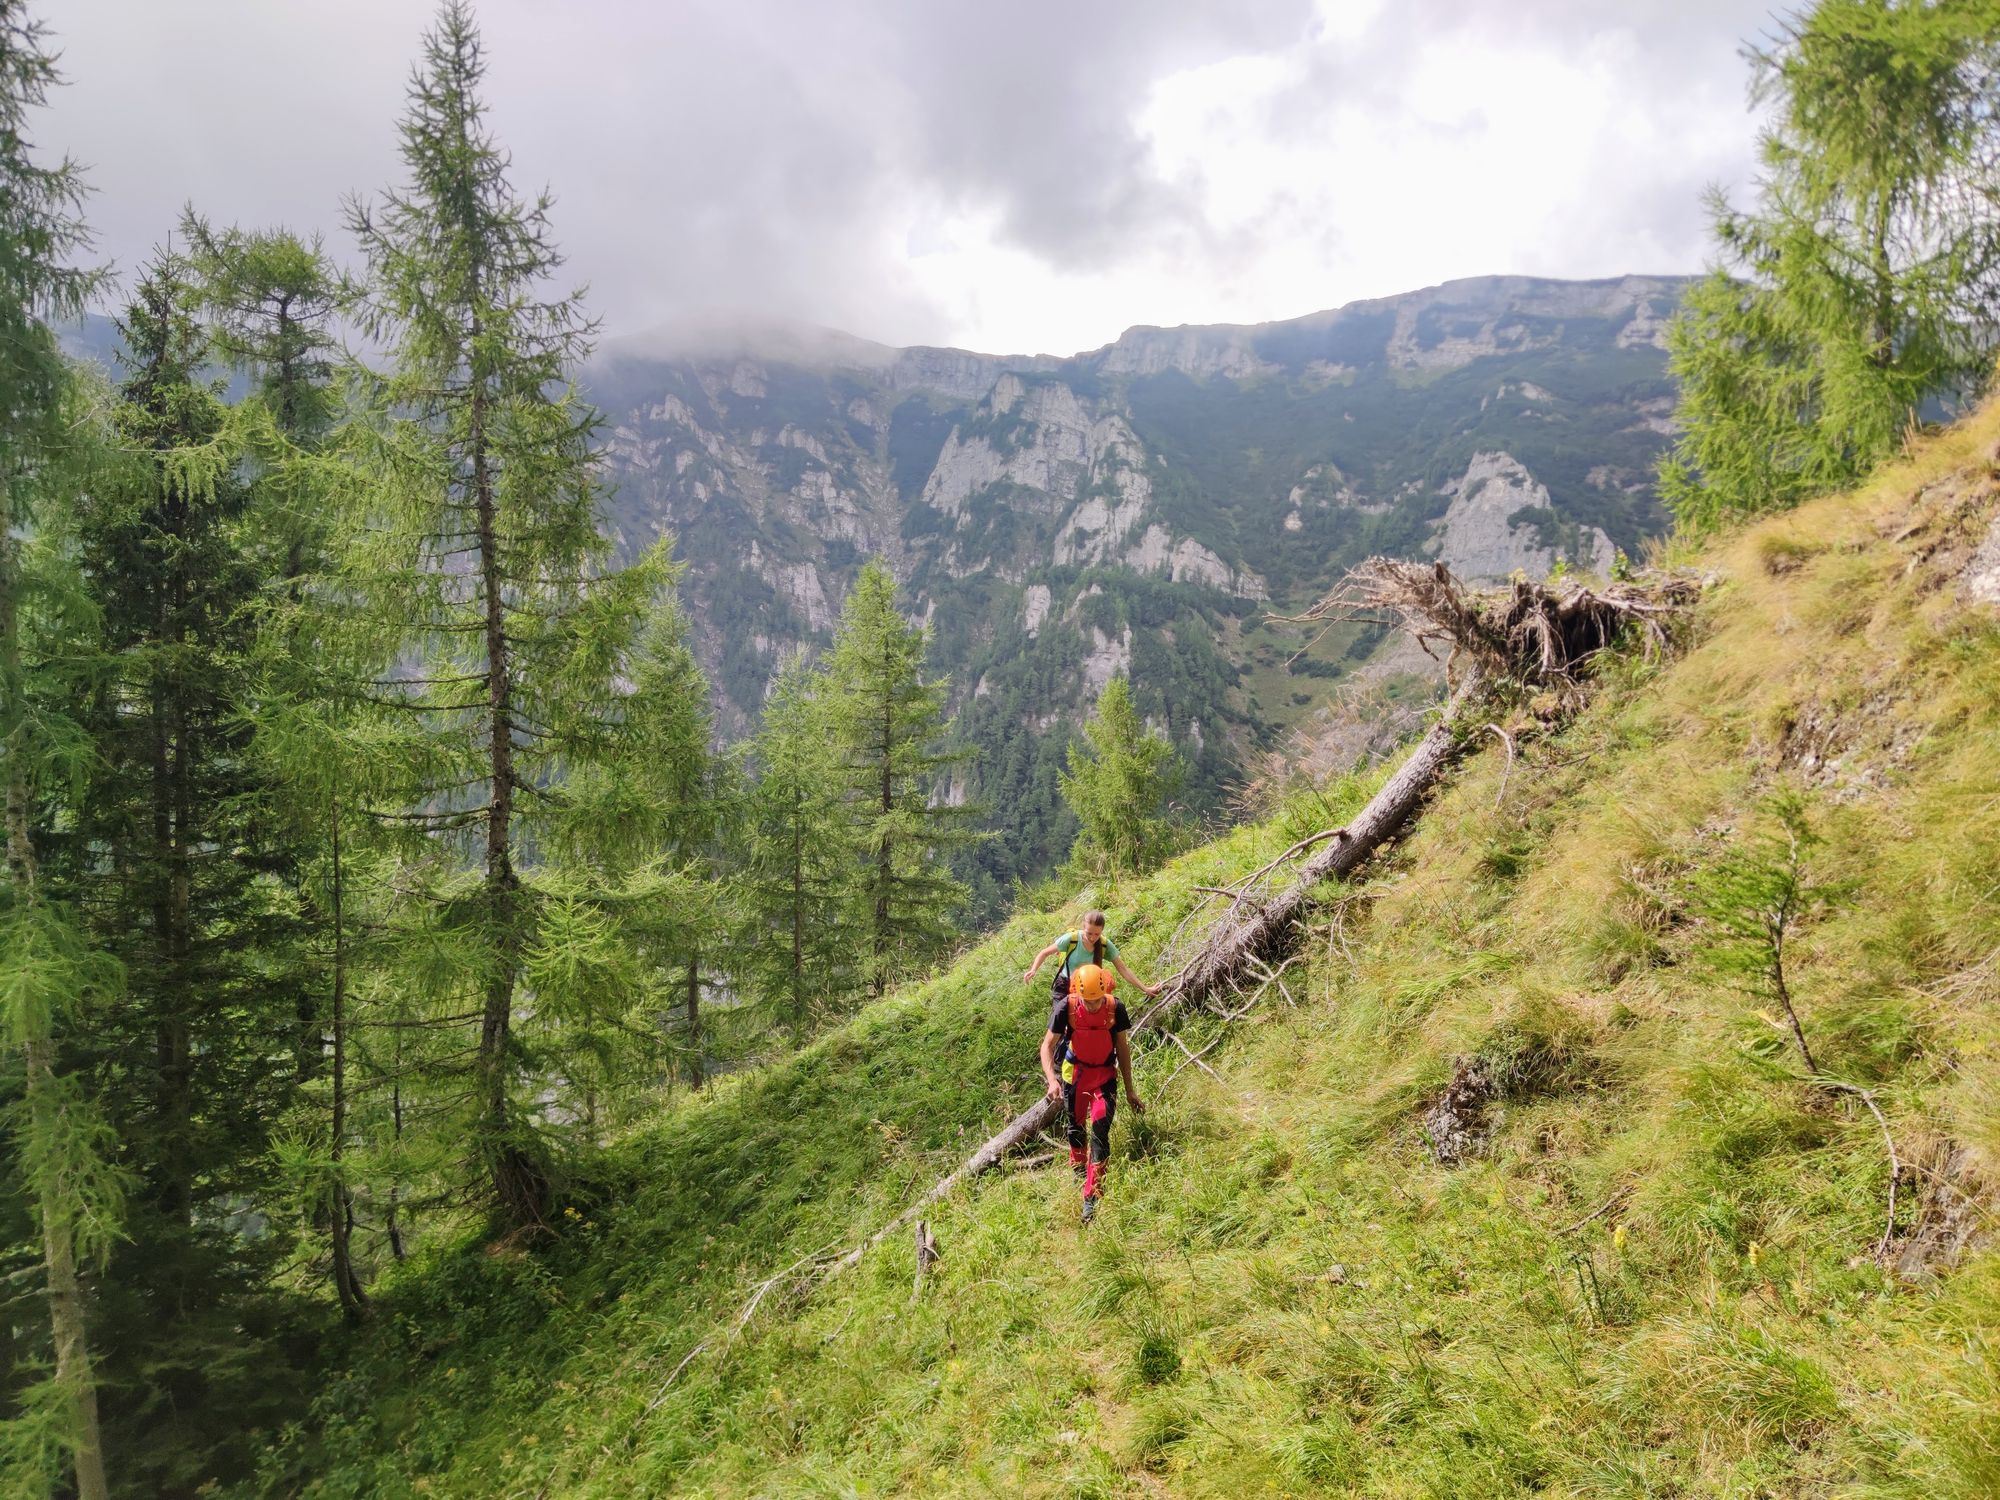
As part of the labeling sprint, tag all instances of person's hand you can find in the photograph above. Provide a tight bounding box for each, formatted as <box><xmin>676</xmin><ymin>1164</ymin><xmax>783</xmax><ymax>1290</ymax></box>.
<box><xmin>1145</xmin><ymin>983</ymin><xmax>1162</xmax><ymax>997</ymax></box>
<box><xmin>1022</xmin><ymin>966</ymin><xmax>1037</xmax><ymax>984</ymax></box>
<box><xmin>1129</xmin><ymin>1094</ymin><xmax>1146</xmax><ymax>1115</ymax></box>
<box><xmin>1045</xmin><ymin>1078</ymin><xmax>1063</xmax><ymax>1103</ymax></box>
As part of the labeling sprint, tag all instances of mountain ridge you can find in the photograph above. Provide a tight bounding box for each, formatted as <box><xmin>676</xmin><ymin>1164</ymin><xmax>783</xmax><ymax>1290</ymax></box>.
<box><xmin>592</xmin><ymin>272</ymin><xmax>1697</xmax><ymax>905</ymax></box>
<box><xmin>600</xmin><ymin>271</ymin><xmax>1694</xmax><ymax>372</ymax></box>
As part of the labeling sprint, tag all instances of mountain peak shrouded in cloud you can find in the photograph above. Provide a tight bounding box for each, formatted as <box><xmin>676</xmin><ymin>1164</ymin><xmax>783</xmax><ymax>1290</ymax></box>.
<box><xmin>53</xmin><ymin>0</ymin><xmax>1770</xmax><ymax>357</ymax></box>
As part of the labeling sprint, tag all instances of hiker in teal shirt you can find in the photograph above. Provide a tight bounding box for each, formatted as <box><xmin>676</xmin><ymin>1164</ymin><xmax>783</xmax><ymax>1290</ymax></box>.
<box><xmin>1023</xmin><ymin>909</ymin><xmax>1160</xmax><ymax>1004</ymax></box>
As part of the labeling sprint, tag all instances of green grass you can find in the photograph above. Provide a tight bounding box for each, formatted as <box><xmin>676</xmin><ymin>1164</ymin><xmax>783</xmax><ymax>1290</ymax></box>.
<box><xmin>252</xmin><ymin>405</ymin><xmax>2000</xmax><ymax>1498</ymax></box>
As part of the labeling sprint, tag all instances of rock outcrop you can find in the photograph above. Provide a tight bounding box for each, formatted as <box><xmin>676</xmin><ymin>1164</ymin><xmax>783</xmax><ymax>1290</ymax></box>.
<box><xmin>1430</xmin><ymin>452</ymin><xmax>1619</xmax><ymax>581</ymax></box>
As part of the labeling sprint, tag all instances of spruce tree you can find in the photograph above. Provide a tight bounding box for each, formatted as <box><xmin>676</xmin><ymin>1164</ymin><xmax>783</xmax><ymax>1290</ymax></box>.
<box><xmin>739</xmin><ymin>653</ymin><xmax>861</xmax><ymax>1040</ymax></box>
<box><xmin>51</xmin><ymin>250</ymin><xmax>312</xmax><ymax>1487</ymax></box>
<box><xmin>1058</xmin><ymin>674</ymin><xmax>1183</xmax><ymax>877</ymax></box>
<box><xmin>821</xmin><ymin>561</ymin><xmax>978</xmax><ymax>1000</ymax></box>
<box><xmin>182</xmin><ymin>215</ymin><xmax>382</xmax><ymax>1314</ymax></box>
<box><xmin>344</xmin><ymin>0</ymin><xmax>674</xmax><ymax>1224</ymax></box>
<box><xmin>1662</xmin><ymin>0</ymin><xmax>2000</xmax><ymax>530</ymax></box>
<box><xmin>0</xmin><ymin>9</ymin><xmax>118</xmax><ymax>1496</ymax></box>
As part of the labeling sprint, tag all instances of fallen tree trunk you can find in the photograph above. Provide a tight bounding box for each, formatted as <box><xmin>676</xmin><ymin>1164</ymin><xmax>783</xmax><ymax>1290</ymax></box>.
<box><xmin>759</xmin><ymin>564</ymin><xmax>1699</xmax><ymax>1308</ymax></box>
<box><xmin>1135</xmin><ymin>673</ymin><xmax>1483</xmax><ymax>1032</ymax></box>
<box><xmin>819</xmin><ymin>675</ymin><xmax>1486</xmax><ymax>1283</ymax></box>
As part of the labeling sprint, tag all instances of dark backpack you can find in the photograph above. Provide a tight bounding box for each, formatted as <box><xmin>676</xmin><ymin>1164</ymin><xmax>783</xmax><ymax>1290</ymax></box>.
<box><xmin>1050</xmin><ymin>930</ymin><xmax>1105</xmax><ymax>1004</ymax></box>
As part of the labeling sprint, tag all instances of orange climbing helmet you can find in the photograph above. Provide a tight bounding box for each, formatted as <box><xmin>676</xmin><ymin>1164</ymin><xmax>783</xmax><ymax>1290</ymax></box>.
<box><xmin>1069</xmin><ymin>962</ymin><xmax>1110</xmax><ymax>1002</ymax></box>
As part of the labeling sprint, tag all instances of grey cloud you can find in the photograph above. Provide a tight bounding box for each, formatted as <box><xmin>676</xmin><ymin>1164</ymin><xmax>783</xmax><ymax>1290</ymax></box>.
<box><xmin>47</xmin><ymin>0</ymin><xmax>1771</xmax><ymax>353</ymax></box>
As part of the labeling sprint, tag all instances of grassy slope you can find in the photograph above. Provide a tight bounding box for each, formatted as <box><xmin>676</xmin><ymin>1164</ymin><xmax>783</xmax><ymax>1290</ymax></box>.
<box><xmin>264</xmin><ymin>410</ymin><xmax>2000</xmax><ymax>1498</ymax></box>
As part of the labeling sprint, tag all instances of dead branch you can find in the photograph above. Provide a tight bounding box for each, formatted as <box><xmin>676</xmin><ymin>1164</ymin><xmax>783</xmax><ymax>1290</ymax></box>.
<box><xmin>726</xmin><ymin>1244</ymin><xmax>835</xmax><ymax>1350</ymax></box>
<box><xmin>1162</xmin><ymin>1030</ymin><xmax>1228</xmax><ymax>1089</ymax></box>
<box><xmin>1554</xmin><ymin>1187</ymin><xmax>1633</xmax><ymax>1236</ymax></box>
<box><xmin>1818</xmin><ymin>1079</ymin><xmax>1903</xmax><ymax>1261</ymax></box>
<box><xmin>912</xmin><ymin>1221</ymin><xmax>940</xmax><ymax>1304</ymax></box>
<box><xmin>1484</xmin><ymin>723</ymin><xmax>1517</xmax><ymax>809</ymax></box>
<box><xmin>1191</xmin><ymin>884</ymin><xmax>1261</xmax><ymax>909</ymax></box>
<box><xmin>641</xmin><ymin>1340</ymin><xmax>710</xmax><ymax>1414</ymax></box>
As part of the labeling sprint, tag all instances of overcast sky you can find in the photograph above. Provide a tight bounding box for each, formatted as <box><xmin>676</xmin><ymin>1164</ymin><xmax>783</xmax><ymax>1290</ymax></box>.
<box><xmin>49</xmin><ymin>0</ymin><xmax>1781</xmax><ymax>358</ymax></box>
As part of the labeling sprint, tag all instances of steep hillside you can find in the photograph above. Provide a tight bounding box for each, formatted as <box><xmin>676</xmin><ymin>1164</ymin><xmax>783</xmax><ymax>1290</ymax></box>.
<box><xmin>255</xmin><ymin>403</ymin><xmax>2000</xmax><ymax>1498</ymax></box>
<box><xmin>593</xmin><ymin>275</ymin><xmax>1693</xmax><ymax>901</ymax></box>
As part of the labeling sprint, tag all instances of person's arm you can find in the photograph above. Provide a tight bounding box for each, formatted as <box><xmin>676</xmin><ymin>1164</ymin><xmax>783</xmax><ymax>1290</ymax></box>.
<box><xmin>1112</xmin><ymin>954</ymin><xmax>1159</xmax><ymax>997</ymax></box>
<box><xmin>1115</xmin><ymin>1032</ymin><xmax>1144</xmax><ymax>1113</ymax></box>
<box><xmin>1040</xmin><ymin>1030</ymin><xmax>1063</xmax><ymax>1101</ymax></box>
<box><xmin>1023</xmin><ymin>940</ymin><xmax>1062</xmax><ymax>983</ymax></box>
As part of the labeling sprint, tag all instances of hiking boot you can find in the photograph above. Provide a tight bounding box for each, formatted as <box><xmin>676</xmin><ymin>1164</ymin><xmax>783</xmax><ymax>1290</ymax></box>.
<box><xmin>1081</xmin><ymin>1194</ymin><xmax>1099</xmax><ymax>1225</ymax></box>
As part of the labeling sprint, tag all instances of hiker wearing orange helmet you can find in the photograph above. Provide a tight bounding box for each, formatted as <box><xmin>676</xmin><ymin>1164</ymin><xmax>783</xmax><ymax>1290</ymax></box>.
<box><xmin>1038</xmin><ymin>960</ymin><xmax>1143</xmax><ymax>1223</ymax></box>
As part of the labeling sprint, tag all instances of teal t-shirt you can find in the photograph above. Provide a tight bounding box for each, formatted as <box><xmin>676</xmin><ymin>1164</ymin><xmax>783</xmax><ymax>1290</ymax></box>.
<box><xmin>1054</xmin><ymin>930</ymin><xmax>1119</xmax><ymax>978</ymax></box>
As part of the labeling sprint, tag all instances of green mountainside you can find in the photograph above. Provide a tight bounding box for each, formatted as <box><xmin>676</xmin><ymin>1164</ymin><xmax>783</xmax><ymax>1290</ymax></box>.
<box><xmin>590</xmin><ymin>275</ymin><xmax>1692</xmax><ymax>906</ymax></box>
<box><xmin>257</xmin><ymin>398</ymin><xmax>2000</xmax><ymax>1498</ymax></box>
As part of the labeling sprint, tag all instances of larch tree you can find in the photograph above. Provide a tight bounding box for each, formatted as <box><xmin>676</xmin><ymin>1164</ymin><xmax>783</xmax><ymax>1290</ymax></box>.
<box><xmin>821</xmin><ymin>561</ymin><xmax>979</xmax><ymax>1001</ymax></box>
<box><xmin>544</xmin><ymin>579</ymin><xmax>727</xmax><ymax>1101</ymax></box>
<box><xmin>343</xmin><ymin>0</ymin><xmax>674</xmax><ymax>1226</ymax></box>
<box><xmin>1662</xmin><ymin>0</ymin><xmax>2000</xmax><ymax>531</ymax></box>
<box><xmin>1058</xmin><ymin>674</ymin><xmax>1183</xmax><ymax>878</ymax></box>
<box><xmin>738</xmin><ymin>653</ymin><xmax>862</xmax><ymax>1041</ymax></box>
<box><xmin>0</xmin><ymin>8</ymin><xmax>120</xmax><ymax>1497</ymax></box>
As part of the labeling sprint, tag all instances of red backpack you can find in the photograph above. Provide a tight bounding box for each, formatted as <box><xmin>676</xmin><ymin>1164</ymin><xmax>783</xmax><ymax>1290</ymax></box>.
<box><xmin>1065</xmin><ymin>989</ymin><xmax>1118</xmax><ymax>1090</ymax></box>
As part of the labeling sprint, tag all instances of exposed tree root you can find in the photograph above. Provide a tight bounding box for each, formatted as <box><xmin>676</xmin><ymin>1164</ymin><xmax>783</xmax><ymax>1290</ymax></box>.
<box><xmin>1299</xmin><ymin>558</ymin><xmax>1698</xmax><ymax>705</ymax></box>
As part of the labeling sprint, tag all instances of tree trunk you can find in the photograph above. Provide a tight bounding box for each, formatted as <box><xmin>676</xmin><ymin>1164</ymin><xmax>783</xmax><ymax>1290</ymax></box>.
<box><xmin>685</xmin><ymin>956</ymin><xmax>703</xmax><ymax>1091</ymax></box>
<box><xmin>27</xmin><ymin>1044</ymin><xmax>112</xmax><ymax>1500</ymax></box>
<box><xmin>150</xmin><ymin>627</ymin><xmax>194</xmax><ymax>1224</ymax></box>
<box><xmin>471</xmin><ymin>356</ymin><xmax>538</xmax><ymax>1225</ymax></box>
<box><xmin>328</xmin><ymin>802</ymin><xmax>366</xmax><ymax>1320</ymax></box>
<box><xmin>790</xmin><ymin>799</ymin><xmax>805</xmax><ymax>1042</ymax></box>
<box><xmin>873</xmin><ymin>670</ymin><xmax>893</xmax><ymax>1000</ymax></box>
<box><xmin>387</xmin><ymin>998</ymin><xmax>408</xmax><ymax>1262</ymax></box>
<box><xmin>1136</xmin><ymin>676</ymin><xmax>1481</xmax><ymax>1026</ymax></box>
<box><xmin>1869</xmin><ymin>190</ymin><xmax>1896</xmax><ymax>372</ymax></box>
<box><xmin>5</xmin><ymin>538</ymin><xmax>113</xmax><ymax>1500</ymax></box>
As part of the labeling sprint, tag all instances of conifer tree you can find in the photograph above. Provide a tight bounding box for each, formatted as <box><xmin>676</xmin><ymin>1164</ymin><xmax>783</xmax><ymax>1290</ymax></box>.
<box><xmin>49</xmin><ymin>251</ymin><xmax>313</xmax><ymax>1482</ymax></box>
<box><xmin>344</xmin><ymin>0</ymin><xmax>674</xmax><ymax>1224</ymax></box>
<box><xmin>739</xmin><ymin>654</ymin><xmax>861</xmax><ymax>1039</ymax></box>
<box><xmin>0</xmin><ymin>9</ymin><xmax>119</xmax><ymax>1495</ymax></box>
<box><xmin>182</xmin><ymin>213</ymin><xmax>343</xmax><ymax>451</ymax></box>
<box><xmin>1059</xmin><ymin>674</ymin><xmax>1183</xmax><ymax>877</ymax></box>
<box><xmin>184</xmin><ymin>216</ymin><xmax>376</xmax><ymax>1313</ymax></box>
<box><xmin>1663</xmin><ymin>0</ymin><xmax>2000</xmax><ymax>530</ymax></box>
<box><xmin>821</xmin><ymin>562</ymin><xmax>978</xmax><ymax>1000</ymax></box>
<box><xmin>547</xmin><ymin>582</ymin><xmax>728</xmax><ymax>1098</ymax></box>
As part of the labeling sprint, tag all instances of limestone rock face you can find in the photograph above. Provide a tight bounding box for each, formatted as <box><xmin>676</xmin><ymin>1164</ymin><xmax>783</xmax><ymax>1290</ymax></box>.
<box><xmin>1098</xmin><ymin>324</ymin><xmax>1275</xmax><ymax>380</ymax></box>
<box><xmin>1429</xmin><ymin>452</ymin><xmax>1618</xmax><ymax>581</ymax></box>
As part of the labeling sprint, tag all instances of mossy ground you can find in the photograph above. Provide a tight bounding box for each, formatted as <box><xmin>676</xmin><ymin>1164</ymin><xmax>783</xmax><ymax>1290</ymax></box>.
<box><xmin>258</xmin><ymin>411</ymin><xmax>2000</xmax><ymax>1497</ymax></box>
